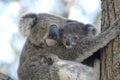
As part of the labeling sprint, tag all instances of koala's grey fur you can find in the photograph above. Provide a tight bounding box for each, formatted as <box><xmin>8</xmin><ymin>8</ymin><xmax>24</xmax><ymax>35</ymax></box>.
<box><xmin>61</xmin><ymin>22</ymin><xmax>97</xmax><ymax>48</ymax></box>
<box><xmin>38</xmin><ymin>54</ymin><xmax>99</xmax><ymax>80</ymax></box>
<box><xmin>18</xmin><ymin>13</ymin><xmax>120</xmax><ymax>80</ymax></box>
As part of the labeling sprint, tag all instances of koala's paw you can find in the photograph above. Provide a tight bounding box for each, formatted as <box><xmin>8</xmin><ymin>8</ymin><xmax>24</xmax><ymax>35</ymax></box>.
<box><xmin>39</xmin><ymin>54</ymin><xmax>58</xmax><ymax>65</ymax></box>
<box><xmin>115</xmin><ymin>19</ymin><xmax>120</xmax><ymax>32</ymax></box>
<box><xmin>110</xmin><ymin>18</ymin><xmax>120</xmax><ymax>35</ymax></box>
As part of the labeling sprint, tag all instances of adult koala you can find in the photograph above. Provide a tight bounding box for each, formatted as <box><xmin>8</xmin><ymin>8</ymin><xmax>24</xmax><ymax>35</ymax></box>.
<box><xmin>18</xmin><ymin>13</ymin><xmax>120</xmax><ymax>80</ymax></box>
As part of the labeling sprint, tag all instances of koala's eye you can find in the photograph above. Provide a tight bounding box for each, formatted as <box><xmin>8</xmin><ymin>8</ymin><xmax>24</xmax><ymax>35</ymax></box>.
<box><xmin>66</xmin><ymin>20</ymin><xmax>73</xmax><ymax>22</ymax></box>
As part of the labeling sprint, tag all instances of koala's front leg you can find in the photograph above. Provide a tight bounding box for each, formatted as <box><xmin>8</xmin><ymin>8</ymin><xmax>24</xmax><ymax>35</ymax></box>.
<box><xmin>18</xmin><ymin>55</ymin><xmax>52</xmax><ymax>80</ymax></box>
<box><xmin>75</xmin><ymin>18</ymin><xmax>120</xmax><ymax>62</ymax></box>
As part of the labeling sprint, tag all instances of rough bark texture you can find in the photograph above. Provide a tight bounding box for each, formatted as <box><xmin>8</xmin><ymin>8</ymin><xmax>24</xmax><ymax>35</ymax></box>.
<box><xmin>101</xmin><ymin>0</ymin><xmax>120</xmax><ymax>80</ymax></box>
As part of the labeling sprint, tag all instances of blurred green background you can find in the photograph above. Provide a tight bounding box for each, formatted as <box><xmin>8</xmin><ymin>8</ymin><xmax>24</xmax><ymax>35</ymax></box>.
<box><xmin>0</xmin><ymin>0</ymin><xmax>101</xmax><ymax>79</ymax></box>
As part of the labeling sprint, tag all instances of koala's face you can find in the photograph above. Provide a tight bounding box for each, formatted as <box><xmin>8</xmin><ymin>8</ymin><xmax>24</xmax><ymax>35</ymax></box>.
<box><xmin>19</xmin><ymin>13</ymin><xmax>65</xmax><ymax>47</ymax></box>
<box><xmin>62</xmin><ymin>22</ymin><xmax>97</xmax><ymax>48</ymax></box>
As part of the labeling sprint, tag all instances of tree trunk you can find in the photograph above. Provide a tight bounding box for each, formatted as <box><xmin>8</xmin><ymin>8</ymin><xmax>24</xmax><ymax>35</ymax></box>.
<box><xmin>101</xmin><ymin>0</ymin><xmax>120</xmax><ymax>80</ymax></box>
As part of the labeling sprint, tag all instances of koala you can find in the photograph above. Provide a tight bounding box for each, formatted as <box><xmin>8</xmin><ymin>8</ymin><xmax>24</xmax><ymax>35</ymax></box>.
<box><xmin>18</xmin><ymin>13</ymin><xmax>120</xmax><ymax>80</ymax></box>
<box><xmin>19</xmin><ymin>53</ymin><xmax>99</xmax><ymax>80</ymax></box>
<box><xmin>19</xmin><ymin>13</ymin><xmax>95</xmax><ymax>47</ymax></box>
<box><xmin>38</xmin><ymin>54</ymin><xmax>99</xmax><ymax>80</ymax></box>
<box><xmin>61</xmin><ymin>22</ymin><xmax>97</xmax><ymax>48</ymax></box>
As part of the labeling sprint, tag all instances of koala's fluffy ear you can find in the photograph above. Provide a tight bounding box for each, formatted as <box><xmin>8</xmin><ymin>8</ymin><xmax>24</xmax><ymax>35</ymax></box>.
<box><xmin>19</xmin><ymin>13</ymin><xmax>38</xmax><ymax>37</ymax></box>
<box><xmin>84</xmin><ymin>24</ymin><xmax>97</xmax><ymax>36</ymax></box>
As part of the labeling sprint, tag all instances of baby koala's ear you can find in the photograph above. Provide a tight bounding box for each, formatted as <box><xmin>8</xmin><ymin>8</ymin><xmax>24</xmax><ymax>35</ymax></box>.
<box><xmin>84</xmin><ymin>24</ymin><xmax>97</xmax><ymax>36</ymax></box>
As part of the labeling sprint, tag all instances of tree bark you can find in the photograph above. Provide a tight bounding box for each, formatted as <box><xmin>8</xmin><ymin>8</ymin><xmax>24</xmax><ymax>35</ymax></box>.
<box><xmin>101</xmin><ymin>0</ymin><xmax>120</xmax><ymax>80</ymax></box>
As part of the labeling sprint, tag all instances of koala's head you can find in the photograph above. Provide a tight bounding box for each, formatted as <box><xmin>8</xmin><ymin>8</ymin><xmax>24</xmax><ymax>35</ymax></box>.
<box><xmin>62</xmin><ymin>22</ymin><xmax>97</xmax><ymax>48</ymax></box>
<box><xmin>19</xmin><ymin>13</ymin><xmax>66</xmax><ymax>47</ymax></box>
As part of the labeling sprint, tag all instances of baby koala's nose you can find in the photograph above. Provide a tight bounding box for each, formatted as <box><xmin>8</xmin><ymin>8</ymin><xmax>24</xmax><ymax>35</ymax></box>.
<box><xmin>64</xmin><ymin>37</ymin><xmax>73</xmax><ymax>49</ymax></box>
<box><xmin>65</xmin><ymin>37</ymin><xmax>72</xmax><ymax>46</ymax></box>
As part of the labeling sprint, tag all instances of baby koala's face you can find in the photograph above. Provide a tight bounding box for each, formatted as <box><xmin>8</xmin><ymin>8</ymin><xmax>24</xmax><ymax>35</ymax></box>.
<box><xmin>61</xmin><ymin>22</ymin><xmax>97</xmax><ymax>48</ymax></box>
<box><xmin>62</xmin><ymin>34</ymin><xmax>79</xmax><ymax>48</ymax></box>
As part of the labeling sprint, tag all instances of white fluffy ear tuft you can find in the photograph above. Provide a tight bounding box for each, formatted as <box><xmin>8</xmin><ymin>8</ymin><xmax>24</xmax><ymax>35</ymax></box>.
<box><xmin>19</xmin><ymin>13</ymin><xmax>37</xmax><ymax>37</ymax></box>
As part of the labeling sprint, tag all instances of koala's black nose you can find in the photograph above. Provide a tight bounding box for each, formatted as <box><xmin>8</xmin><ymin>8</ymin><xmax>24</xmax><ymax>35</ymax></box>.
<box><xmin>48</xmin><ymin>34</ymin><xmax>57</xmax><ymax>40</ymax></box>
<box><xmin>66</xmin><ymin>41</ymin><xmax>70</xmax><ymax>45</ymax></box>
<box><xmin>48</xmin><ymin>25</ymin><xmax>59</xmax><ymax>40</ymax></box>
<box><xmin>65</xmin><ymin>37</ymin><xmax>72</xmax><ymax>46</ymax></box>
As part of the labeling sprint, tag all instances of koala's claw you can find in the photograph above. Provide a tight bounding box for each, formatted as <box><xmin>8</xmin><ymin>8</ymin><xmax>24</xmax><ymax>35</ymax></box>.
<box><xmin>39</xmin><ymin>55</ymin><xmax>54</xmax><ymax>65</ymax></box>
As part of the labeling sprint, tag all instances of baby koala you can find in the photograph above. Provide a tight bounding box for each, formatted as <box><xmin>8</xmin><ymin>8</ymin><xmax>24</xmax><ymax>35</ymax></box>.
<box><xmin>44</xmin><ymin>21</ymin><xmax>97</xmax><ymax>49</ymax></box>
<box><xmin>39</xmin><ymin>54</ymin><xmax>99</xmax><ymax>80</ymax></box>
<box><xmin>61</xmin><ymin>22</ymin><xmax>97</xmax><ymax>48</ymax></box>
